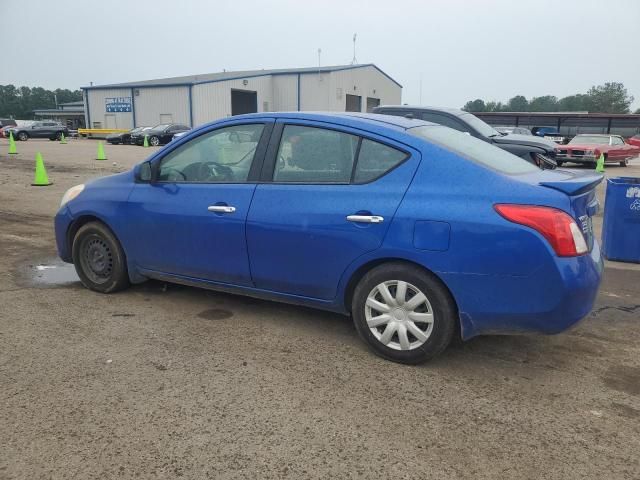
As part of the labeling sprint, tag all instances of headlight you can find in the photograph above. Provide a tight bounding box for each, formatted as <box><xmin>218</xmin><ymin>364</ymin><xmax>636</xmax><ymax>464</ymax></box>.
<box><xmin>585</xmin><ymin>149</ymin><xmax>595</xmax><ymax>156</ymax></box>
<box><xmin>60</xmin><ymin>184</ymin><xmax>85</xmax><ymax>207</ymax></box>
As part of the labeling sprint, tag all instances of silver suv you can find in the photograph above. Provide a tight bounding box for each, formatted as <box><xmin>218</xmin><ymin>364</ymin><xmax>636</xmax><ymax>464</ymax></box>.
<box><xmin>8</xmin><ymin>121</ymin><xmax>69</xmax><ymax>141</ymax></box>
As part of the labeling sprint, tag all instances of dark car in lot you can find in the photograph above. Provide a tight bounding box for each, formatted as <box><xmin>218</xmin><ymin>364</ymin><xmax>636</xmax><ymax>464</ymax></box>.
<box><xmin>131</xmin><ymin>123</ymin><xmax>190</xmax><ymax>146</ymax></box>
<box><xmin>373</xmin><ymin>106</ymin><xmax>558</xmax><ymax>168</ymax></box>
<box><xmin>6</xmin><ymin>121</ymin><xmax>69</xmax><ymax>141</ymax></box>
<box><xmin>106</xmin><ymin>126</ymin><xmax>151</xmax><ymax>145</ymax></box>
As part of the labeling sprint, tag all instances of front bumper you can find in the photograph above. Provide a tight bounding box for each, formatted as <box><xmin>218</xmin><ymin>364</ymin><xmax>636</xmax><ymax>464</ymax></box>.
<box><xmin>556</xmin><ymin>155</ymin><xmax>597</xmax><ymax>163</ymax></box>
<box><xmin>444</xmin><ymin>241</ymin><xmax>603</xmax><ymax>339</ymax></box>
<box><xmin>54</xmin><ymin>206</ymin><xmax>74</xmax><ymax>262</ymax></box>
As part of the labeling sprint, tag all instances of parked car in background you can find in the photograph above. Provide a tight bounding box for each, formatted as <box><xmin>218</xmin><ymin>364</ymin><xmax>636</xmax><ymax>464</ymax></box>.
<box><xmin>555</xmin><ymin>134</ymin><xmax>640</xmax><ymax>167</ymax></box>
<box><xmin>626</xmin><ymin>134</ymin><xmax>640</xmax><ymax>147</ymax></box>
<box><xmin>6</xmin><ymin>121</ymin><xmax>69</xmax><ymax>141</ymax></box>
<box><xmin>496</xmin><ymin>126</ymin><xmax>532</xmax><ymax>136</ymax></box>
<box><xmin>131</xmin><ymin>123</ymin><xmax>190</xmax><ymax>146</ymax></box>
<box><xmin>1</xmin><ymin>119</ymin><xmax>18</xmax><ymax>138</ymax></box>
<box><xmin>374</xmin><ymin>105</ymin><xmax>558</xmax><ymax>168</ymax></box>
<box><xmin>532</xmin><ymin>127</ymin><xmax>567</xmax><ymax>144</ymax></box>
<box><xmin>55</xmin><ymin>112</ymin><xmax>603</xmax><ymax>364</ymax></box>
<box><xmin>106</xmin><ymin>126</ymin><xmax>151</xmax><ymax>145</ymax></box>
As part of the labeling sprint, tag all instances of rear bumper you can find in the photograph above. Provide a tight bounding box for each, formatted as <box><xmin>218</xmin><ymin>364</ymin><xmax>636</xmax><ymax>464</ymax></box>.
<box><xmin>444</xmin><ymin>241</ymin><xmax>603</xmax><ymax>339</ymax></box>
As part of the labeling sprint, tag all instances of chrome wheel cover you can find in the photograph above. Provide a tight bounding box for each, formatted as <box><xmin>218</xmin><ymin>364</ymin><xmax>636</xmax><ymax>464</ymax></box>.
<box><xmin>365</xmin><ymin>280</ymin><xmax>434</xmax><ymax>351</ymax></box>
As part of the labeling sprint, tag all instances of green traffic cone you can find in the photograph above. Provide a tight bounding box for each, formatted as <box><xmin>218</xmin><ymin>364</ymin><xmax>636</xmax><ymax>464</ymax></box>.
<box><xmin>143</xmin><ymin>135</ymin><xmax>149</xmax><ymax>148</ymax></box>
<box><xmin>96</xmin><ymin>141</ymin><xmax>107</xmax><ymax>160</ymax></box>
<box><xmin>8</xmin><ymin>131</ymin><xmax>17</xmax><ymax>154</ymax></box>
<box><xmin>32</xmin><ymin>152</ymin><xmax>52</xmax><ymax>186</ymax></box>
<box><xmin>60</xmin><ymin>132</ymin><xmax>67</xmax><ymax>144</ymax></box>
<box><xmin>595</xmin><ymin>153</ymin><xmax>605</xmax><ymax>173</ymax></box>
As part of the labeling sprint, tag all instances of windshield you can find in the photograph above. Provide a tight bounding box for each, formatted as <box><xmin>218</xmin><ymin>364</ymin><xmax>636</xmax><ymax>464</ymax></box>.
<box><xmin>569</xmin><ymin>136</ymin><xmax>610</xmax><ymax>145</ymax></box>
<box><xmin>460</xmin><ymin>113</ymin><xmax>501</xmax><ymax>138</ymax></box>
<box><xmin>152</xmin><ymin>124</ymin><xmax>171</xmax><ymax>131</ymax></box>
<box><xmin>409</xmin><ymin>125</ymin><xmax>539</xmax><ymax>175</ymax></box>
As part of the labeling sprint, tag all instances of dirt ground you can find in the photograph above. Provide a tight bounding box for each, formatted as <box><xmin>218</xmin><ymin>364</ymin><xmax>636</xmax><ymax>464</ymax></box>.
<box><xmin>1</xmin><ymin>138</ymin><xmax>639</xmax><ymax>480</ymax></box>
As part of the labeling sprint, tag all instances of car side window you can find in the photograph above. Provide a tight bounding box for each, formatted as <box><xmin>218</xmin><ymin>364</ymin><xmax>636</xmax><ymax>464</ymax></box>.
<box><xmin>274</xmin><ymin>125</ymin><xmax>358</xmax><ymax>183</ymax></box>
<box><xmin>354</xmin><ymin>139</ymin><xmax>408</xmax><ymax>183</ymax></box>
<box><xmin>157</xmin><ymin>124</ymin><xmax>264</xmax><ymax>183</ymax></box>
<box><xmin>419</xmin><ymin>113</ymin><xmax>467</xmax><ymax>132</ymax></box>
<box><xmin>612</xmin><ymin>137</ymin><xmax>623</xmax><ymax>145</ymax></box>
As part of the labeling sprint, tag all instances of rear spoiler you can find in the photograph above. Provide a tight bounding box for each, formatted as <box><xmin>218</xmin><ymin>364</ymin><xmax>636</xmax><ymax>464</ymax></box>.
<box><xmin>539</xmin><ymin>173</ymin><xmax>604</xmax><ymax>196</ymax></box>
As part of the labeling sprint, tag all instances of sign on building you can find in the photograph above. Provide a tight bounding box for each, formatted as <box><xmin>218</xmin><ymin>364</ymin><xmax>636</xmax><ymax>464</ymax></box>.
<box><xmin>105</xmin><ymin>97</ymin><xmax>132</xmax><ymax>113</ymax></box>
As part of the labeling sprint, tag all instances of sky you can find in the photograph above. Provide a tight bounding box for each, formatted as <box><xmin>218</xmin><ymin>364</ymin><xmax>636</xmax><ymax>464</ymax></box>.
<box><xmin>3</xmin><ymin>0</ymin><xmax>639</xmax><ymax>110</ymax></box>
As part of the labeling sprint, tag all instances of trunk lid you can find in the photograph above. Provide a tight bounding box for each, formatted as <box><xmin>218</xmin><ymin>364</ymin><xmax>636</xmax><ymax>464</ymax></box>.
<box><xmin>518</xmin><ymin>169</ymin><xmax>604</xmax><ymax>251</ymax></box>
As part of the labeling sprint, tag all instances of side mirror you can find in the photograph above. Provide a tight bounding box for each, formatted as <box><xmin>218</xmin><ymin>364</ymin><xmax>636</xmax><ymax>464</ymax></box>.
<box><xmin>136</xmin><ymin>161</ymin><xmax>153</xmax><ymax>182</ymax></box>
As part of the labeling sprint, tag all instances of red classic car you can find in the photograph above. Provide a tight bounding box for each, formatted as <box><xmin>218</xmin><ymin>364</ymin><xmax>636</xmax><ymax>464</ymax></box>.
<box><xmin>555</xmin><ymin>134</ymin><xmax>640</xmax><ymax>167</ymax></box>
<box><xmin>627</xmin><ymin>134</ymin><xmax>640</xmax><ymax>148</ymax></box>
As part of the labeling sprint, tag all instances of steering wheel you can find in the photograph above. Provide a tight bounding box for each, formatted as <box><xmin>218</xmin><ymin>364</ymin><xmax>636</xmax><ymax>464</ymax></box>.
<box><xmin>163</xmin><ymin>167</ymin><xmax>186</xmax><ymax>182</ymax></box>
<box><xmin>203</xmin><ymin>161</ymin><xmax>234</xmax><ymax>181</ymax></box>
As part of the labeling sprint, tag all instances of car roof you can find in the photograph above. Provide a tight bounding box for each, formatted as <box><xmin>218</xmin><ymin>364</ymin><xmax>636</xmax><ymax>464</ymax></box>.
<box><xmin>574</xmin><ymin>134</ymin><xmax>612</xmax><ymax>137</ymax></box>
<box><xmin>227</xmin><ymin>111</ymin><xmax>433</xmax><ymax>132</ymax></box>
<box><xmin>373</xmin><ymin>105</ymin><xmax>468</xmax><ymax>117</ymax></box>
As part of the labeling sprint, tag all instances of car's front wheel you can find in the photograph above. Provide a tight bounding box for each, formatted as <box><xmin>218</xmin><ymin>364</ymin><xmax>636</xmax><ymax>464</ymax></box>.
<box><xmin>352</xmin><ymin>262</ymin><xmax>456</xmax><ymax>364</ymax></box>
<box><xmin>17</xmin><ymin>131</ymin><xmax>28</xmax><ymax>141</ymax></box>
<box><xmin>72</xmin><ymin>221</ymin><xmax>130</xmax><ymax>293</ymax></box>
<box><xmin>149</xmin><ymin>135</ymin><xmax>160</xmax><ymax>146</ymax></box>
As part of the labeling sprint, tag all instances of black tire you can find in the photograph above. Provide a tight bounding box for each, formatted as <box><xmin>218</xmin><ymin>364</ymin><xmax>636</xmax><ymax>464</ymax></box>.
<box><xmin>556</xmin><ymin>160</ymin><xmax>563</xmax><ymax>167</ymax></box>
<box><xmin>55</xmin><ymin>131</ymin><xmax>63</xmax><ymax>141</ymax></box>
<box><xmin>17</xmin><ymin>131</ymin><xmax>28</xmax><ymax>141</ymax></box>
<box><xmin>620</xmin><ymin>159</ymin><xmax>628</xmax><ymax>167</ymax></box>
<box><xmin>72</xmin><ymin>221</ymin><xmax>130</xmax><ymax>293</ymax></box>
<box><xmin>351</xmin><ymin>262</ymin><xmax>456</xmax><ymax>364</ymax></box>
<box><xmin>149</xmin><ymin>136</ymin><xmax>160</xmax><ymax>146</ymax></box>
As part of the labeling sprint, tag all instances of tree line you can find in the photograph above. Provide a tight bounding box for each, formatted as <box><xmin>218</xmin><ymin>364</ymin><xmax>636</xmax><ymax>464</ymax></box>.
<box><xmin>463</xmin><ymin>82</ymin><xmax>638</xmax><ymax>114</ymax></box>
<box><xmin>0</xmin><ymin>85</ymin><xmax>83</xmax><ymax>119</ymax></box>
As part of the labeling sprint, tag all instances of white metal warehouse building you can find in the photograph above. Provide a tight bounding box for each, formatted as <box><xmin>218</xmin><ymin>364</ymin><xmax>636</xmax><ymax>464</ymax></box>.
<box><xmin>82</xmin><ymin>64</ymin><xmax>402</xmax><ymax>130</ymax></box>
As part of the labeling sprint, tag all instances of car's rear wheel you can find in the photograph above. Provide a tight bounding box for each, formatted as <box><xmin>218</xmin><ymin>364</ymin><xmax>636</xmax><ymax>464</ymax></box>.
<box><xmin>620</xmin><ymin>158</ymin><xmax>628</xmax><ymax>167</ymax></box>
<box><xmin>17</xmin><ymin>131</ymin><xmax>28</xmax><ymax>141</ymax></box>
<box><xmin>149</xmin><ymin>135</ymin><xmax>160</xmax><ymax>146</ymax></box>
<box><xmin>72</xmin><ymin>221</ymin><xmax>130</xmax><ymax>293</ymax></box>
<box><xmin>352</xmin><ymin>263</ymin><xmax>456</xmax><ymax>364</ymax></box>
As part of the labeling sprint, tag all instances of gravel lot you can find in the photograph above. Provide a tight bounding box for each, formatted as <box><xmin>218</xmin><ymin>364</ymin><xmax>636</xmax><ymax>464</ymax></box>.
<box><xmin>1</xmin><ymin>138</ymin><xmax>639</xmax><ymax>479</ymax></box>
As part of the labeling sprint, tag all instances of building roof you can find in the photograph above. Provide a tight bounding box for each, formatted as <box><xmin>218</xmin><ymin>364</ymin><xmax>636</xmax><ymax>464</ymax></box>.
<box><xmin>82</xmin><ymin>63</ymin><xmax>402</xmax><ymax>90</ymax></box>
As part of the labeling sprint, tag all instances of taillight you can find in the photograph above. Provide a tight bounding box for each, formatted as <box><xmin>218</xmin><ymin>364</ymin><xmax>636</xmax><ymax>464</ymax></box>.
<box><xmin>494</xmin><ymin>204</ymin><xmax>588</xmax><ymax>257</ymax></box>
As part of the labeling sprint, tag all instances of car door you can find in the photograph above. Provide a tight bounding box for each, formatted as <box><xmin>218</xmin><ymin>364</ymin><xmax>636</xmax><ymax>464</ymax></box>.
<box><xmin>246</xmin><ymin>120</ymin><xmax>421</xmax><ymax>300</ymax></box>
<box><xmin>124</xmin><ymin>119</ymin><xmax>273</xmax><ymax>285</ymax></box>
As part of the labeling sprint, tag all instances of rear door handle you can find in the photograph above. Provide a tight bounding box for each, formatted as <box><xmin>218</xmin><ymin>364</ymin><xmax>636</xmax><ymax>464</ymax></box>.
<box><xmin>346</xmin><ymin>215</ymin><xmax>384</xmax><ymax>224</ymax></box>
<box><xmin>208</xmin><ymin>205</ymin><xmax>236</xmax><ymax>213</ymax></box>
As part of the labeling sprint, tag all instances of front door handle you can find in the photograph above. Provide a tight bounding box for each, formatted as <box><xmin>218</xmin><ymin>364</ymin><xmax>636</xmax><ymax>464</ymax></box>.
<box><xmin>208</xmin><ymin>205</ymin><xmax>236</xmax><ymax>213</ymax></box>
<box><xmin>346</xmin><ymin>215</ymin><xmax>384</xmax><ymax>224</ymax></box>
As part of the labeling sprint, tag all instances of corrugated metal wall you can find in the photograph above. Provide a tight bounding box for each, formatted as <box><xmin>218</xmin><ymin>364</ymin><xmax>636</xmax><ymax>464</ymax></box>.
<box><xmin>86</xmin><ymin>88</ymin><xmax>134</xmax><ymax>129</ymax></box>
<box><xmin>272</xmin><ymin>74</ymin><xmax>299</xmax><ymax>111</ymax></box>
<box><xmin>192</xmin><ymin>76</ymin><xmax>274</xmax><ymax>125</ymax></box>
<box><xmin>133</xmin><ymin>86</ymin><xmax>190</xmax><ymax>127</ymax></box>
<box><xmin>328</xmin><ymin>66</ymin><xmax>401</xmax><ymax>112</ymax></box>
<box><xmin>299</xmin><ymin>66</ymin><xmax>401</xmax><ymax>112</ymax></box>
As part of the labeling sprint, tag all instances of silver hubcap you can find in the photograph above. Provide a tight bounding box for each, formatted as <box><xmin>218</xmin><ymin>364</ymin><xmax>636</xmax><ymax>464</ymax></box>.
<box><xmin>365</xmin><ymin>280</ymin><xmax>434</xmax><ymax>351</ymax></box>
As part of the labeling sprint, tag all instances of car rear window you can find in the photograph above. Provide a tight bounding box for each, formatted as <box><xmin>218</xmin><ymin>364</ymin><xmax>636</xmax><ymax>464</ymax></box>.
<box><xmin>408</xmin><ymin>125</ymin><xmax>539</xmax><ymax>175</ymax></box>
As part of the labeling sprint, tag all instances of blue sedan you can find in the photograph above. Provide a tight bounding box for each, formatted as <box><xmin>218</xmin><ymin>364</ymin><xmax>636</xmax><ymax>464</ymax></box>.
<box><xmin>55</xmin><ymin>112</ymin><xmax>603</xmax><ymax>363</ymax></box>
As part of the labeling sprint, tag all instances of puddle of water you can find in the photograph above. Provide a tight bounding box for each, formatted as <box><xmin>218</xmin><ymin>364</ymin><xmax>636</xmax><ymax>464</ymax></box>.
<box><xmin>29</xmin><ymin>259</ymin><xmax>80</xmax><ymax>286</ymax></box>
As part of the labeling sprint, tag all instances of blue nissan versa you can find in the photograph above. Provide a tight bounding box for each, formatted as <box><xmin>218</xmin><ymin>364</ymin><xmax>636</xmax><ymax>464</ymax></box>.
<box><xmin>55</xmin><ymin>112</ymin><xmax>604</xmax><ymax>364</ymax></box>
